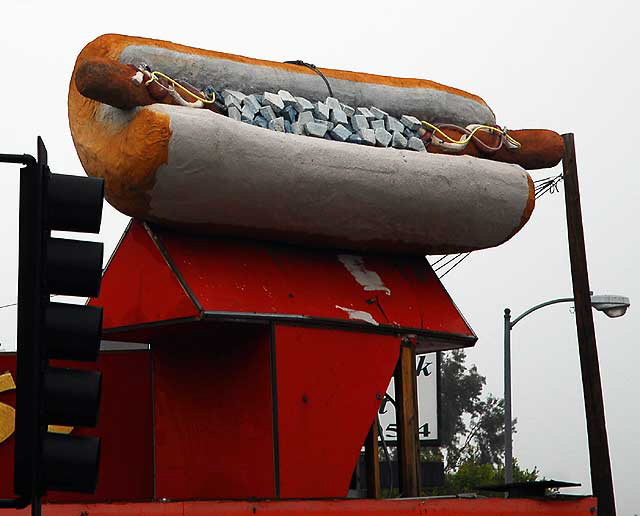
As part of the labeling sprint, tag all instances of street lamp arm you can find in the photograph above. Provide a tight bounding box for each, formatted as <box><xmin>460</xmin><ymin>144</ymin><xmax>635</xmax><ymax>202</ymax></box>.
<box><xmin>510</xmin><ymin>297</ymin><xmax>575</xmax><ymax>328</ymax></box>
<box><xmin>503</xmin><ymin>295</ymin><xmax>575</xmax><ymax>484</ymax></box>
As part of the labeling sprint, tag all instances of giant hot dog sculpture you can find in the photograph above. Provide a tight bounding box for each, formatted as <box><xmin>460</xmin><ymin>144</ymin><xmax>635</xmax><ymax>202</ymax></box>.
<box><xmin>69</xmin><ymin>34</ymin><xmax>563</xmax><ymax>254</ymax></box>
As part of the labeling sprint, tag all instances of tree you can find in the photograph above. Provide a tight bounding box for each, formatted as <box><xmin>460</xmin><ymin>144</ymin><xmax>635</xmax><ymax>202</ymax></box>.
<box><xmin>420</xmin><ymin>349</ymin><xmax>539</xmax><ymax>495</ymax></box>
<box><xmin>433</xmin><ymin>460</ymin><xmax>539</xmax><ymax>496</ymax></box>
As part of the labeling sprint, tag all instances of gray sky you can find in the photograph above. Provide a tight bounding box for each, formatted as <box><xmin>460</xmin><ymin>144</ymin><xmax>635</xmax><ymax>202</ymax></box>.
<box><xmin>1</xmin><ymin>1</ymin><xmax>638</xmax><ymax>513</ymax></box>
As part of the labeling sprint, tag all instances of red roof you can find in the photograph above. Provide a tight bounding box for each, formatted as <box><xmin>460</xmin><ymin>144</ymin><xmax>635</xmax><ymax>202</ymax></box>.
<box><xmin>90</xmin><ymin>220</ymin><xmax>476</xmax><ymax>352</ymax></box>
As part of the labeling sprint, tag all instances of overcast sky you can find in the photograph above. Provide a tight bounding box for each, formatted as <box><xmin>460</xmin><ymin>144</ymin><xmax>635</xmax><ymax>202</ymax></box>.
<box><xmin>1</xmin><ymin>1</ymin><xmax>638</xmax><ymax>514</ymax></box>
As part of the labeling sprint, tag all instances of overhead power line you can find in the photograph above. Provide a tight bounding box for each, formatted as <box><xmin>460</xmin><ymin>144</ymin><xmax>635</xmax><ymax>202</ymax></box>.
<box><xmin>429</xmin><ymin>172</ymin><xmax>564</xmax><ymax>280</ymax></box>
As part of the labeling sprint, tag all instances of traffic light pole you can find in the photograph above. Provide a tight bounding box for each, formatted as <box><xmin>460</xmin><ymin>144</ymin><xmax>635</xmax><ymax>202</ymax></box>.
<box><xmin>0</xmin><ymin>153</ymin><xmax>36</xmax><ymax>167</ymax></box>
<box><xmin>1</xmin><ymin>139</ymin><xmax>106</xmax><ymax>514</ymax></box>
<box><xmin>0</xmin><ymin>152</ymin><xmax>39</xmax><ymax>511</ymax></box>
<box><xmin>15</xmin><ymin>141</ymin><xmax>48</xmax><ymax>516</ymax></box>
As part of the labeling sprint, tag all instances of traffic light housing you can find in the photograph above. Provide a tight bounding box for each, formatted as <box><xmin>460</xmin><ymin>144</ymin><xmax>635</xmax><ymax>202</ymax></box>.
<box><xmin>14</xmin><ymin>137</ymin><xmax>105</xmax><ymax>501</ymax></box>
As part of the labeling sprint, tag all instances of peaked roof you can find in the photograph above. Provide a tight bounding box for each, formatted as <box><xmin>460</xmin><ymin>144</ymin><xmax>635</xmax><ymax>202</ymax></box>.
<box><xmin>90</xmin><ymin>220</ymin><xmax>476</xmax><ymax>351</ymax></box>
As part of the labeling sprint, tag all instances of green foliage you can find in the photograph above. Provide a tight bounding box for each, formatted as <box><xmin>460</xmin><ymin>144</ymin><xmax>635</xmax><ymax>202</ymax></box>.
<box><xmin>436</xmin><ymin>349</ymin><xmax>515</xmax><ymax>472</ymax></box>
<box><xmin>419</xmin><ymin>349</ymin><xmax>539</xmax><ymax>495</ymax></box>
<box><xmin>374</xmin><ymin>349</ymin><xmax>541</xmax><ymax>497</ymax></box>
<box><xmin>423</xmin><ymin>460</ymin><xmax>539</xmax><ymax>496</ymax></box>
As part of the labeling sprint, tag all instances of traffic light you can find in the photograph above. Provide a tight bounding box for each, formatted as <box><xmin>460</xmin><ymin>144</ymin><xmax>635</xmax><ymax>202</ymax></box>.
<box><xmin>13</xmin><ymin>137</ymin><xmax>105</xmax><ymax>503</ymax></box>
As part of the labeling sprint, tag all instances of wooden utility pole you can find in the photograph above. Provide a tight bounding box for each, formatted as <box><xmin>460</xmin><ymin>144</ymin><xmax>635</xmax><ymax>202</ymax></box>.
<box><xmin>394</xmin><ymin>340</ymin><xmax>420</xmax><ymax>497</ymax></box>
<box><xmin>562</xmin><ymin>133</ymin><xmax>616</xmax><ymax>516</ymax></box>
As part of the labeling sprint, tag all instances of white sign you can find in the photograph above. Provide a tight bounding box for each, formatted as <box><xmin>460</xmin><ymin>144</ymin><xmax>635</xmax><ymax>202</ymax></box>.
<box><xmin>377</xmin><ymin>352</ymin><xmax>438</xmax><ymax>443</ymax></box>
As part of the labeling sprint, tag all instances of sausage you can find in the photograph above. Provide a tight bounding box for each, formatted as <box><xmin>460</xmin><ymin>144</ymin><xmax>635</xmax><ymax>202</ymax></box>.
<box><xmin>75</xmin><ymin>57</ymin><xmax>155</xmax><ymax>110</ymax></box>
<box><xmin>423</xmin><ymin>127</ymin><xmax>564</xmax><ymax>170</ymax></box>
<box><xmin>74</xmin><ymin>54</ymin><xmax>563</xmax><ymax>170</ymax></box>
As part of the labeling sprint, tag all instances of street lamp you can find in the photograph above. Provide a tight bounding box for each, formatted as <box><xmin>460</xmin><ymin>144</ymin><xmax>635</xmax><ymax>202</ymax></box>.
<box><xmin>503</xmin><ymin>293</ymin><xmax>630</xmax><ymax>483</ymax></box>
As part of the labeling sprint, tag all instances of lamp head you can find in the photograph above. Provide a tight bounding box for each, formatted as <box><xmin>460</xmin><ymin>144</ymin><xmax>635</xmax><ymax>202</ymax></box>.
<box><xmin>590</xmin><ymin>294</ymin><xmax>631</xmax><ymax>318</ymax></box>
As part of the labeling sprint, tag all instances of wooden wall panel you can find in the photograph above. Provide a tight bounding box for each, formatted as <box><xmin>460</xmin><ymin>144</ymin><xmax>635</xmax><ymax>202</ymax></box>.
<box><xmin>152</xmin><ymin>324</ymin><xmax>275</xmax><ymax>499</ymax></box>
<box><xmin>274</xmin><ymin>326</ymin><xmax>399</xmax><ymax>498</ymax></box>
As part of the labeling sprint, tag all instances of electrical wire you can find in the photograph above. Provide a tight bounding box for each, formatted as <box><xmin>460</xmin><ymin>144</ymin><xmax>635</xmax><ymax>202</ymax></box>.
<box><xmin>429</xmin><ymin>255</ymin><xmax>450</xmax><ymax>267</ymax></box>
<box><xmin>284</xmin><ymin>60</ymin><xmax>334</xmax><ymax>98</ymax></box>
<box><xmin>0</xmin><ymin>295</ymin><xmax>61</xmax><ymax>310</ymax></box>
<box><xmin>533</xmin><ymin>175</ymin><xmax>557</xmax><ymax>185</ymax></box>
<box><xmin>428</xmin><ymin>173</ymin><xmax>562</xmax><ymax>281</ymax></box>
<box><xmin>438</xmin><ymin>253</ymin><xmax>471</xmax><ymax>279</ymax></box>
<box><xmin>534</xmin><ymin>173</ymin><xmax>563</xmax><ymax>199</ymax></box>
<box><xmin>433</xmin><ymin>253</ymin><xmax>464</xmax><ymax>273</ymax></box>
<box><xmin>432</xmin><ymin>173</ymin><xmax>562</xmax><ymax>280</ymax></box>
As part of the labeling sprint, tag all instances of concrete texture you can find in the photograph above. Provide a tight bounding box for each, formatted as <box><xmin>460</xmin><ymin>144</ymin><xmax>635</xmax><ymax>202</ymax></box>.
<box><xmin>352</xmin><ymin>114</ymin><xmax>369</xmax><ymax>132</ymax></box>
<box><xmin>241</xmin><ymin>103</ymin><xmax>258</xmax><ymax>121</ymax></box>
<box><xmin>260</xmin><ymin>105</ymin><xmax>277</xmax><ymax>122</ymax></box>
<box><xmin>222</xmin><ymin>89</ymin><xmax>246</xmax><ymax>102</ymax></box>
<box><xmin>297</xmin><ymin>110</ymin><xmax>314</xmax><ymax>126</ymax></box>
<box><xmin>278</xmin><ymin>89</ymin><xmax>296</xmax><ymax>106</ymax></box>
<box><xmin>374</xmin><ymin>127</ymin><xmax>392</xmax><ymax>147</ymax></box>
<box><xmin>313</xmin><ymin>101</ymin><xmax>330</xmax><ymax>121</ymax></box>
<box><xmin>403</xmin><ymin>126</ymin><xmax>416</xmax><ymax>139</ymax></box>
<box><xmin>359</xmin><ymin>128</ymin><xmax>376</xmax><ymax>146</ymax></box>
<box><xmin>392</xmin><ymin>131</ymin><xmax>408</xmax><ymax>149</ymax></box>
<box><xmin>370</xmin><ymin>107</ymin><xmax>388</xmax><ymax>119</ymax></box>
<box><xmin>294</xmin><ymin>96</ymin><xmax>314</xmax><ymax>112</ymax></box>
<box><xmin>330</xmin><ymin>124</ymin><xmax>352</xmax><ymax>142</ymax></box>
<box><xmin>282</xmin><ymin>105</ymin><xmax>297</xmax><ymax>124</ymax></box>
<box><xmin>227</xmin><ymin>106</ymin><xmax>241</xmax><ymax>121</ymax></box>
<box><xmin>407</xmin><ymin>136</ymin><xmax>426</xmax><ymax>152</ymax></box>
<box><xmin>304</xmin><ymin>121</ymin><xmax>328</xmax><ymax>138</ymax></box>
<box><xmin>330</xmin><ymin>108</ymin><xmax>349</xmax><ymax>126</ymax></box>
<box><xmin>120</xmin><ymin>45</ymin><xmax>497</xmax><ymax>127</ymax></box>
<box><xmin>252</xmin><ymin>115</ymin><xmax>268</xmax><ymax>128</ymax></box>
<box><xmin>401</xmin><ymin>114</ymin><xmax>422</xmax><ymax>131</ymax></box>
<box><xmin>341</xmin><ymin>103</ymin><xmax>355</xmax><ymax>117</ymax></box>
<box><xmin>356</xmin><ymin>107</ymin><xmax>375</xmax><ymax>120</ymax></box>
<box><xmin>244</xmin><ymin>94</ymin><xmax>262</xmax><ymax>113</ymax></box>
<box><xmin>262</xmin><ymin>91</ymin><xmax>284</xmax><ymax>113</ymax></box>
<box><xmin>325</xmin><ymin>97</ymin><xmax>341</xmax><ymax>111</ymax></box>
<box><xmin>385</xmin><ymin>115</ymin><xmax>404</xmax><ymax>134</ymax></box>
<box><xmin>268</xmin><ymin>117</ymin><xmax>286</xmax><ymax>132</ymax></box>
<box><xmin>224</xmin><ymin>95</ymin><xmax>242</xmax><ymax>111</ymax></box>
<box><xmin>145</xmin><ymin>105</ymin><xmax>531</xmax><ymax>254</ymax></box>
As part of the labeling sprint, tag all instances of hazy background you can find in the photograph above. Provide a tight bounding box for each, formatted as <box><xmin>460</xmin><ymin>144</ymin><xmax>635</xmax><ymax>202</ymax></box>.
<box><xmin>0</xmin><ymin>1</ymin><xmax>638</xmax><ymax>513</ymax></box>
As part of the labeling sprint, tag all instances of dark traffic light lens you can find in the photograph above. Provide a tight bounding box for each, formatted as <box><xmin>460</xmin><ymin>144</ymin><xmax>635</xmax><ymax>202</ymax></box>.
<box><xmin>46</xmin><ymin>303</ymin><xmax>102</xmax><ymax>361</ymax></box>
<box><xmin>44</xmin><ymin>367</ymin><xmax>101</xmax><ymax>426</ymax></box>
<box><xmin>47</xmin><ymin>174</ymin><xmax>104</xmax><ymax>233</ymax></box>
<box><xmin>43</xmin><ymin>433</ymin><xmax>100</xmax><ymax>493</ymax></box>
<box><xmin>46</xmin><ymin>238</ymin><xmax>103</xmax><ymax>297</ymax></box>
